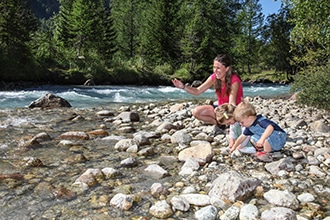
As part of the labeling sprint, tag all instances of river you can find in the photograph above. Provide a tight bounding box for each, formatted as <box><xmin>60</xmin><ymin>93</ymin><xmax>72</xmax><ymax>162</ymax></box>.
<box><xmin>0</xmin><ymin>83</ymin><xmax>291</xmax><ymax>110</ymax></box>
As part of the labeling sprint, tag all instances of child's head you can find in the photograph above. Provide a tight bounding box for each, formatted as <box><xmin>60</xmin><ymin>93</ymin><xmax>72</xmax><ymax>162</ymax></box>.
<box><xmin>233</xmin><ymin>102</ymin><xmax>257</xmax><ymax>126</ymax></box>
<box><xmin>215</xmin><ymin>104</ymin><xmax>236</xmax><ymax>125</ymax></box>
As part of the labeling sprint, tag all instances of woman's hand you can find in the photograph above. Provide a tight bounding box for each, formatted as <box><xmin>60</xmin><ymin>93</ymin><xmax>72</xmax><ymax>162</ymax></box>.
<box><xmin>172</xmin><ymin>78</ymin><xmax>185</xmax><ymax>89</ymax></box>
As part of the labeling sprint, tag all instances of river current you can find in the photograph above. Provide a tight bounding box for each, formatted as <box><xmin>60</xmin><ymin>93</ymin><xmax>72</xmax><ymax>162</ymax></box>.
<box><xmin>0</xmin><ymin>83</ymin><xmax>290</xmax><ymax>110</ymax></box>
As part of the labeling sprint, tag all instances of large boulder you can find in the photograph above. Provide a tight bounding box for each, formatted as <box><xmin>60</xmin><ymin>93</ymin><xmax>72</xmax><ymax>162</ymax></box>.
<box><xmin>28</xmin><ymin>93</ymin><xmax>71</xmax><ymax>109</ymax></box>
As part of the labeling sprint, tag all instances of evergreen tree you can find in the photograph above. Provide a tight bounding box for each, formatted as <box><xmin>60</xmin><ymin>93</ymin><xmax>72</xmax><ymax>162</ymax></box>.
<box><xmin>70</xmin><ymin>0</ymin><xmax>102</xmax><ymax>56</ymax></box>
<box><xmin>263</xmin><ymin>5</ymin><xmax>295</xmax><ymax>77</ymax></box>
<box><xmin>112</xmin><ymin>0</ymin><xmax>141</xmax><ymax>59</ymax></box>
<box><xmin>178</xmin><ymin>0</ymin><xmax>241</xmax><ymax>78</ymax></box>
<box><xmin>0</xmin><ymin>0</ymin><xmax>38</xmax><ymax>80</ymax></box>
<box><xmin>98</xmin><ymin>1</ymin><xmax>117</xmax><ymax>64</ymax></box>
<box><xmin>233</xmin><ymin>0</ymin><xmax>263</xmax><ymax>74</ymax></box>
<box><xmin>139</xmin><ymin>0</ymin><xmax>183</xmax><ymax>66</ymax></box>
<box><xmin>55</xmin><ymin>0</ymin><xmax>74</xmax><ymax>48</ymax></box>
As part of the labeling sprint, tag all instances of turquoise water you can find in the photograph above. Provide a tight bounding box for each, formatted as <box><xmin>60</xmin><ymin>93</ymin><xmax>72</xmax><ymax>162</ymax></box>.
<box><xmin>0</xmin><ymin>83</ymin><xmax>291</xmax><ymax>109</ymax></box>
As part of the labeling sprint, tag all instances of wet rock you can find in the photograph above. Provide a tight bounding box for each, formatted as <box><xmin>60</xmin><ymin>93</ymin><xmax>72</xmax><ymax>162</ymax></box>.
<box><xmin>114</xmin><ymin>139</ymin><xmax>138</xmax><ymax>151</ymax></box>
<box><xmin>64</xmin><ymin>154</ymin><xmax>87</xmax><ymax>164</ymax></box>
<box><xmin>150</xmin><ymin>183</ymin><xmax>169</xmax><ymax>198</ymax></box>
<box><xmin>21</xmin><ymin>138</ymin><xmax>41</xmax><ymax>149</ymax></box>
<box><xmin>144</xmin><ymin>164</ymin><xmax>169</xmax><ymax>179</ymax></box>
<box><xmin>32</xmin><ymin>132</ymin><xmax>51</xmax><ymax>142</ymax></box>
<box><xmin>18</xmin><ymin>157</ymin><xmax>44</xmax><ymax>167</ymax></box>
<box><xmin>171</xmin><ymin>195</ymin><xmax>190</xmax><ymax>211</ymax></box>
<box><xmin>149</xmin><ymin>200</ymin><xmax>173</xmax><ymax>219</ymax></box>
<box><xmin>115</xmin><ymin>111</ymin><xmax>140</xmax><ymax>122</ymax></box>
<box><xmin>72</xmin><ymin>168</ymin><xmax>104</xmax><ymax>190</ymax></box>
<box><xmin>28</xmin><ymin>93</ymin><xmax>71</xmax><ymax>109</ymax></box>
<box><xmin>34</xmin><ymin>182</ymin><xmax>56</xmax><ymax>199</ymax></box>
<box><xmin>53</xmin><ymin>187</ymin><xmax>76</xmax><ymax>200</ymax></box>
<box><xmin>86</xmin><ymin>129</ymin><xmax>109</xmax><ymax>137</ymax></box>
<box><xmin>96</xmin><ymin>110</ymin><xmax>115</xmax><ymax>117</ymax></box>
<box><xmin>120</xmin><ymin>157</ymin><xmax>138</xmax><ymax>168</ymax></box>
<box><xmin>101</xmin><ymin>167</ymin><xmax>120</xmax><ymax>178</ymax></box>
<box><xmin>57</xmin><ymin>131</ymin><xmax>89</xmax><ymax>140</ymax></box>
<box><xmin>110</xmin><ymin>193</ymin><xmax>134</xmax><ymax>211</ymax></box>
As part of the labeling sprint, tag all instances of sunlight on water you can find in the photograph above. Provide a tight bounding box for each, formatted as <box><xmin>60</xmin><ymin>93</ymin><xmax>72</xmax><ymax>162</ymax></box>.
<box><xmin>0</xmin><ymin>84</ymin><xmax>290</xmax><ymax>109</ymax></box>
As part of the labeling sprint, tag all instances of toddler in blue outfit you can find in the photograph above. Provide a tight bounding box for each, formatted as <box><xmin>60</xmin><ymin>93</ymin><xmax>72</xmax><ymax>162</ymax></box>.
<box><xmin>231</xmin><ymin>102</ymin><xmax>287</xmax><ymax>158</ymax></box>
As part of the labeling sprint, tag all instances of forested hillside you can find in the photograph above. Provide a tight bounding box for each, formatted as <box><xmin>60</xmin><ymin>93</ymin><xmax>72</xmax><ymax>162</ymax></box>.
<box><xmin>0</xmin><ymin>0</ymin><xmax>329</xmax><ymax>93</ymax></box>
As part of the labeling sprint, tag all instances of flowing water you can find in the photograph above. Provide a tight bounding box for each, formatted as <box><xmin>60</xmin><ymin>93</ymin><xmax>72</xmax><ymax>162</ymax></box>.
<box><xmin>0</xmin><ymin>83</ymin><xmax>291</xmax><ymax>110</ymax></box>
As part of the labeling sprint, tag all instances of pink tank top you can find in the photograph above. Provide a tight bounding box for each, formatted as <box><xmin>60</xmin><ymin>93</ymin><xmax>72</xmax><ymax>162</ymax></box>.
<box><xmin>211</xmin><ymin>73</ymin><xmax>243</xmax><ymax>105</ymax></box>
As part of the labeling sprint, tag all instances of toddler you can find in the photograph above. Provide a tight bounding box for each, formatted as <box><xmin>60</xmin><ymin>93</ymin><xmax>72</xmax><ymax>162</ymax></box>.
<box><xmin>232</xmin><ymin>102</ymin><xmax>287</xmax><ymax>160</ymax></box>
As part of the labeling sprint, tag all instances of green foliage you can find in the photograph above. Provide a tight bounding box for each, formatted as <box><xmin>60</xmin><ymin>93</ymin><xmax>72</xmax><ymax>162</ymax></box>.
<box><xmin>290</xmin><ymin>65</ymin><xmax>330</xmax><ymax>110</ymax></box>
<box><xmin>0</xmin><ymin>0</ymin><xmax>40</xmax><ymax>81</ymax></box>
<box><xmin>153</xmin><ymin>63</ymin><xmax>174</xmax><ymax>76</ymax></box>
<box><xmin>289</xmin><ymin>0</ymin><xmax>330</xmax><ymax>66</ymax></box>
<box><xmin>172</xmin><ymin>68</ymin><xmax>190</xmax><ymax>82</ymax></box>
<box><xmin>262</xmin><ymin>5</ymin><xmax>295</xmax><ymax>74</ymax></box>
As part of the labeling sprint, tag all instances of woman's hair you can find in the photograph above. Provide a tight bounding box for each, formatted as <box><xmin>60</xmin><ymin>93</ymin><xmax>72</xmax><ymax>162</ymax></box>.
<box><xmin>214</xmin><ymin>54</ymin><xmax>233</xmax><ymax>96</ymax></box>
<box><xmin>233</xmin><ymin>102</ymin><xmax>256</xmax><ymax>121</ymax></box>
<box><xmin>215</xmin><ymin>103</ymin><xmax>235</xmax><ymax>124</ymax></box>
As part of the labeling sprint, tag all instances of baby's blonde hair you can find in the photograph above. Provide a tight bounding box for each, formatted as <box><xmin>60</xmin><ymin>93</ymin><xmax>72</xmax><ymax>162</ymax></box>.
<box><xmin>233</xmin><ymin>102</ymin><xmax>256</xmax><ymax>121</ymax></box>
<box><xmin>215</xmin><ymin>104</ymin><xmax>235</xmax><ymax>124</ymax></box>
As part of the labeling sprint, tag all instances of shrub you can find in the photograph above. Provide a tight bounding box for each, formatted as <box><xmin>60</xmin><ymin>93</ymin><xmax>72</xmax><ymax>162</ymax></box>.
<box><xmin>290</xmin><ymin>64</ymin><xmax>330</xmax><ymax>110</ymax></box>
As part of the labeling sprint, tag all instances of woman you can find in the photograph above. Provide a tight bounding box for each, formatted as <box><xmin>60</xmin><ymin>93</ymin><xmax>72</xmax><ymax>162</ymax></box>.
<box><xmin>172</xmin><ymin>54</ymin><xmax>243</xmax><ymax>126</ymax></box>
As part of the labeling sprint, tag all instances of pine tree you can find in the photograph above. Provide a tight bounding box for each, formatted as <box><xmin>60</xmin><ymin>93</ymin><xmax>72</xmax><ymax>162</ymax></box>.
<box><xmin>178</xmin><ymin>0</ymin><xmax>241</xmax><ymax>78</ymax></box>
<box><xmin>233</xmin><ymin>0</ymin><xmax>264</xmax><ymax>74</ymax></box>
<box><xmin>0</xmin><ymin>0</ymin><xmax>38</xmax><ymax>80</ymax></box>
<box><xmin>139</xmin><ymin>0</ymin><xmax>183</xmax><ymax>65</ymax></box>
<box><xmin>112</xmin><ymin>0</ymin><xmax>141</xmax><ymax>59</ymax></box>
<box><xmin>99</xmin><ymin>0</ymin><xmax>117</xmax><ymax>64</ymax></box>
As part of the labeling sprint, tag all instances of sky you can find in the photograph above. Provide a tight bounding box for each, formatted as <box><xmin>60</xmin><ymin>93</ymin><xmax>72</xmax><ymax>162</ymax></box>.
<box><xmin>259</xmin><ymin>0</ymin><xmax>282</xmax><ymax>16</ymax></box>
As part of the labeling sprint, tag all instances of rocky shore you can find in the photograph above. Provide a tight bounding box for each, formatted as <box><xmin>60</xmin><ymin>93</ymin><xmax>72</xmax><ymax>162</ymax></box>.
<box><xmin>0</xmin><ymin>96</ymin><xmax>329</xmax><ymax>220</ymax></box>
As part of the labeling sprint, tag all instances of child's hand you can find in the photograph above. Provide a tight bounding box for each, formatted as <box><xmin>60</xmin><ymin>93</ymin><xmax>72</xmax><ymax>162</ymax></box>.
<box><xmin>256</xmin><ymin>140</ymin><xmax>264</xmax><ymax>151</ymax></box>
<box><xmin>229</xmin><ymin>145</ymin><xmax>236</xmax><ymax>153</ymax></box>
<box><xmin>228</xmin><ymin>139</ymin><xmax>235</xmax><ymax>149</ymax></box>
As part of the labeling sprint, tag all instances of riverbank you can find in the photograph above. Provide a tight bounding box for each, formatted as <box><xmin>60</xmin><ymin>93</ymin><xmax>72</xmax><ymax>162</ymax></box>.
<box><xmin>0</xmin><ymin>96</ymin><xmax>329</xmax><ymax>219</ymax></box>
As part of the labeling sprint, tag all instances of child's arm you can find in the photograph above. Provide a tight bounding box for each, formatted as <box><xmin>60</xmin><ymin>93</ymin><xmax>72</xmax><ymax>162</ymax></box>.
<box><xmin>228</xmin><ymin>138</ymin><xmax>235</xmax><ymax>149</ymax></box>
<box><xmin>256</xmin><ymin>125</ymin><xmax>274</xmax><ymax>148</ymax></box>
<box><xmin>230</xmin><ymin>134</ymin><xmax>247</xmax><ymax>153</ymax></box>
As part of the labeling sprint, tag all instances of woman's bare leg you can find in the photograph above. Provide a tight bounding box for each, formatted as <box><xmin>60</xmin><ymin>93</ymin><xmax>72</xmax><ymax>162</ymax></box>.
<box><xmin>192</xmin><ymin>105</ymin><xmax>217</xmax><ymax>125</ymax></box>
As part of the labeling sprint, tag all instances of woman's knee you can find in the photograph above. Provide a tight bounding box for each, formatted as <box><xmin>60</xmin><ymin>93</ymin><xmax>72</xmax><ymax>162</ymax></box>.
<box><xmin>192</xmin><ymin>107</ymin><xmax>199</xmax><ymax>118</ymax></box>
